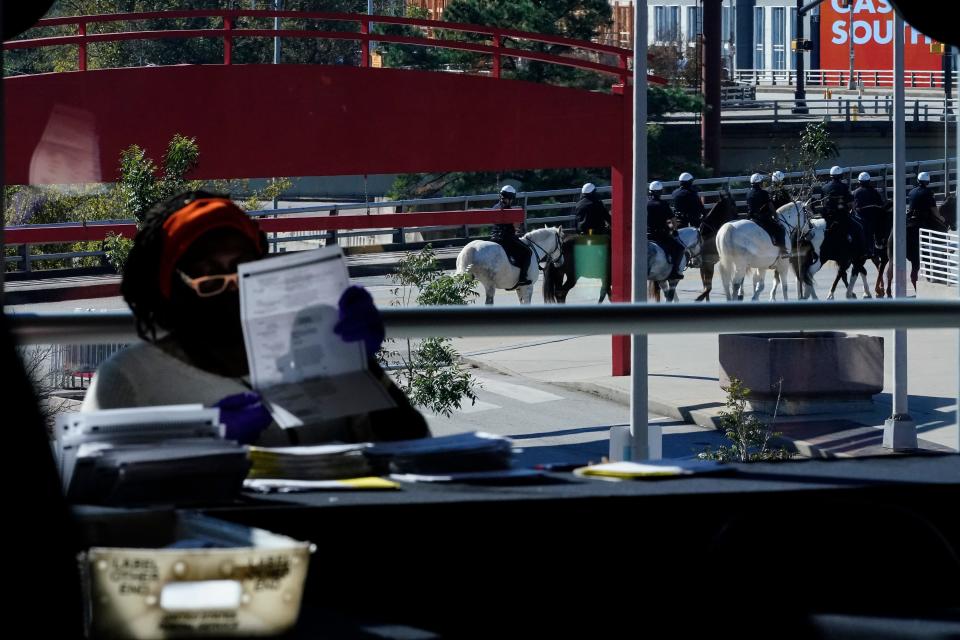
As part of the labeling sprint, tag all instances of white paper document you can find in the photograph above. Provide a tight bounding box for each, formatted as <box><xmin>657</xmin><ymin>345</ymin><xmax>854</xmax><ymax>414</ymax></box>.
<box><xmin>238</xmin><ymin>246</ymin><xmax>395</xmax><ymax>427</ymax></box>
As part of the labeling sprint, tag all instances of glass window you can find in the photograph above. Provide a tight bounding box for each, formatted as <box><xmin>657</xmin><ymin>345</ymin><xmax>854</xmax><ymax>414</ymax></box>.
<box><xmin>772</xmin><ymin>6</ymin><xmax>786</xmax><ymax>70</ymax></box>
<box><xmin>687</xmin><ymin>5</ymin><xmax>701</xmax><ymax>43</ymax></box>
<box><xmin>655</xmin><ymin>5</ymin><xmax>680</xmax><ymax>42</ymax></box>
<box><xmin>753</xmin><ymin>6</ymin><xmax>765</xmax><ymax>69</ymax></box>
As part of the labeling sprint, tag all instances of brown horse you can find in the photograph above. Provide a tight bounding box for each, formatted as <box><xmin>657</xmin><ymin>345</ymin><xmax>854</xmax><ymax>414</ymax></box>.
<box><xmin>881</xmin><ymin>203</ymin><xmax>951</xmax><ymax>296</ymax></box>
<box><xmin>694</xmin><ymin>191</ymin><xmax>740</xmax><ymax>302</ymax></box>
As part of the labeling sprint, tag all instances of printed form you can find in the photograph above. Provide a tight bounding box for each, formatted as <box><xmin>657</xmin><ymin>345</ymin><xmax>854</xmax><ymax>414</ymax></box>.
<box><xmin>239</xmin><ymin>246</ymin><xmax>395</xmax><ymax>427</ymax></box>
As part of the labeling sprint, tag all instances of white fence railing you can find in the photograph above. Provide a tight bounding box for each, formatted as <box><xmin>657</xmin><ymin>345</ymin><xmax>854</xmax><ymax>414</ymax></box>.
<box><xmin>920</xmin><ymin>228</ymin><xmax>959</xmax><ymax>286</ymax></box>
<box><xmin>733</xmin><ymin>68</ymin><xmax>959</xmax><ymax>89</ymax></box>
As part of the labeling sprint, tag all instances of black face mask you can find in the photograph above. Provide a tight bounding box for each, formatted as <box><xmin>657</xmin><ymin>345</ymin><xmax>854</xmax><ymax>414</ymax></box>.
<box><xmin>170</xmin><ymin>285</ymin><xmax>244</xmax><ymax>347</ymax></box>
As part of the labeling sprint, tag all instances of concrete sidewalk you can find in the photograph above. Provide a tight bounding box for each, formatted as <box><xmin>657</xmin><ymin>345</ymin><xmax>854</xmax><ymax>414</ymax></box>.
<box><xmin>452</xmin><ymin>326</ymin><xmax>959</xmax><ymax>459</ymax></box>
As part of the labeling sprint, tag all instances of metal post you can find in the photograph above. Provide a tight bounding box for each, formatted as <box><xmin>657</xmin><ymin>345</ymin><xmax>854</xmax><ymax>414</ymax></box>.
<box><xmin>955</xmin><ymin>46</ymin><xmax>960</xmax><ymax>454</ymax></box>
<box><xmin>630</xmin><ymin>0</ymin><xmax>657</xmax><ymax>460</ymax></box>
<box><xmin>702</xmin><ymin>0</ymin><xmax>722</xmax><ymax>174</ymax></box>
<box><xmin>884</xmin><ymin>13</ymin><xmax>917</xmax><ymax>450</ymax></box>
<box><xmin>273</xmin><ymin>0</ymin><xmax>282</xmax><ymax>64</ymax></box>
<box><xmin>847</xmin><ymin>1</ymin><xmax>854</xmax><ymax>90</ymax></box>
<box><xmin>78</xmin><ymin>21</ymin><xmax>87</xmax><ymax>71</ymax></box>
<box><xmin>793</xmin><ymin>0</ymin><xmax>808</xmax><ymax>113</ymax></box>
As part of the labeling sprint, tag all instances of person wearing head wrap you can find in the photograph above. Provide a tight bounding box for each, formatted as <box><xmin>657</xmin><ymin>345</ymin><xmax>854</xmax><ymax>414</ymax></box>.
<box><xmin>81</xmin><ymin>191</ymin><xmax>428</xmax><ymax>445</ymax></box>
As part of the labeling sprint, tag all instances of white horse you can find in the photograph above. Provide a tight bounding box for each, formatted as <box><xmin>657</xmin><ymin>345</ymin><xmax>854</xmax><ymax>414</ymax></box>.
<box><xmin>456</xmin><ymin>227</ymin><xmax>565</xmax><ymax>304</ymax></box>
<box><xmin>648</xmin><ymin>226</ymin><xmax>703</xmax><ymax>302</ymax></box>
<box><xmin>770</xmin><ymin>216</ymin><xmax>827</xmax><ymax>300</ymax></box>
<box><xmin>717</xmin><ymin>201</ymin><xmax>818</xmax><ymax>301</ymax></box>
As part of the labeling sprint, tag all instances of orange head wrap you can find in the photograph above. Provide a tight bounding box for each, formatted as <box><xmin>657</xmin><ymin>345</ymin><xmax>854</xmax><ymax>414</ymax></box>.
<box><xmin>157</xmin><ymin>198</ymin><xmax>264</xmax><ymax>299</ymax></box>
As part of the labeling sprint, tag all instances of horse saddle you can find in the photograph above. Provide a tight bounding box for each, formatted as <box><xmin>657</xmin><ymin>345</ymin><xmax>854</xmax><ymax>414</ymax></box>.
<box><xmin>495</xmin><ymin>238</ymin><xmax>532</xmax><ymax>269</ymax></box>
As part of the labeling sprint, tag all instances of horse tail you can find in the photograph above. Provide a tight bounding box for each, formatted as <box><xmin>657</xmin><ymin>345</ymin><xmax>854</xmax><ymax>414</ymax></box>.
<box><xmin>456</xmin><ymin>244</ymin><xmax>476</xmax><ymax>276</ymax></box>
<box><xmin>542</xmin><ymin>261</ymin><xmax>560</xmax><ymax>303</ymax></box>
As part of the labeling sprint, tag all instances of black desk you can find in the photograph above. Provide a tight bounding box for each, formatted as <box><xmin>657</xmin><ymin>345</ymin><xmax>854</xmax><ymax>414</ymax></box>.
<box><xmin>198</xmin><ymin>455</ymin><xmax>960</xmax><ymax>638</ymax></box>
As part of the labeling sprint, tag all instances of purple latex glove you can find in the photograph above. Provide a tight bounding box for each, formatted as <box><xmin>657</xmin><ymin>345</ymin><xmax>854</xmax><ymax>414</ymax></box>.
<box><xmin>214</xmin><ymin>391</ymin><xmax>272</xmax><ymax>445</ymax></box>
<box><xmin>333</xmin><ymin>285</ymin><xmax>385</xmax><ymax>355</ymax></box>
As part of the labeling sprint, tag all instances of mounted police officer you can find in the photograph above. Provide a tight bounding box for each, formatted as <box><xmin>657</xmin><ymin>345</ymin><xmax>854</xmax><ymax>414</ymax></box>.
<box><xmin>770</xmin><ymin>171</ymin><xmax>792</xmax><ymax>210</ymax></box>
<box><xmin>672</xmin><ymin>171</ymin><xmax>706</xmax><ymax>228</ymax></box>
<box><xmin>574</xmin><ymin>182</ymin><xmax>611</xmax><ymax>235</ymax></box>
<box><xmin>648</xmin><ymin>181</ymin><xmax>685</xmax><ymax>280</ymax></box>
<box><xmin>490</xmin><ymin>184</ymin><xmax>533</xmax><ymax>287</ymax></box>
<box><xmin>821</xmin><ymin>165</ymin><xmax>853</xmax><ymax>225</ymax></box>
<box><xmin>852</xmin><ymin>171</ymin><xmax>884</xmax><ymax>257</ymax></box>
<box><xmin>907</xmin><ymin>171</ymin><xmax>939</xmax><ymax>228</ymax></box>
<box><xmin>746</xmin><ymin>173</ymin><xmax>787</xmax><ymax>258</ymax></box>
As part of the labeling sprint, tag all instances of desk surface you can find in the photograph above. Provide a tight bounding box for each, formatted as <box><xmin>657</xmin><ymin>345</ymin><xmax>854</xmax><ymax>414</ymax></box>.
<box><xmin>210</xmin><ymin>453</ymin><xmax>960</xmax><ymax>512</ymax></box>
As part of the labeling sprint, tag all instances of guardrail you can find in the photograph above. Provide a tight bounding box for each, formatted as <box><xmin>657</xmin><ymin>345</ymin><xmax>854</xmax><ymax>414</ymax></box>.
<box><xmin>920</xmin><ymin>228</ymin><xmax>959</xmax><ymax>286</ymax></box>
<box><xmin>3</xmin><ymin>9</ymin><xmax>633</xmax><ymax>84</ymax></box>
<box><xmin>5</xmin><ymin>158</ymin><xmax>957</xmax><ymax>276</ymax></box>
<box><xmin>661</xmin><ymin>97</ymin><xmax>958</xmax><ymax>124</ymax></box>
<box><xmin>733</xmin><ymin>68</ymin><xmax>960</xmax><ymax>89</ymax></box>
<box><xmin>9</xmin><ymin>300</ymin><xmax>960</xmax><ymax>344</ymax></box>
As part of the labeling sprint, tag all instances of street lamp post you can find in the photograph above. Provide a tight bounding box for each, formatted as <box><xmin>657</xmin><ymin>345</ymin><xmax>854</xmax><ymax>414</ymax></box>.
<box><xmin>847</xmin><ymin>1</ymin><xmax>855</xmax><ymax>89</ymax></box>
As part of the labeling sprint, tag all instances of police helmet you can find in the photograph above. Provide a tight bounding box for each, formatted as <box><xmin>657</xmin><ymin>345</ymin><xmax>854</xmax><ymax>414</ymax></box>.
<box><xmin>750</xmin><ymin>173</ymin><xmax>764</xmax><ymax>185</ymax></box>
<box><xmin>678</xmin><ymin>172</ymin><xmax>694</xmax><ymax>183</ymax></box>
<box><xmin>829</xmin><ymin>166</ymin><xmax>844</xmax><ymax>177</ymax></box>
<box><xmin>581</xmin><ymin>182</ymin><xmax>596</xmax><ymax>195</ymax></box>
<box><xmin>649</xmin><ymin>181</ymin><xmax>664</xmax><ymax>192</ymax></box>
<box><xmin>917</xmin><ymin>171</ymin><xmax>931</xmax><ymax>184</ymax></box>
<box><xmin>858</xmin><ymin>172</ymin><xmax>871</xmax><ymax>182</ymax></box>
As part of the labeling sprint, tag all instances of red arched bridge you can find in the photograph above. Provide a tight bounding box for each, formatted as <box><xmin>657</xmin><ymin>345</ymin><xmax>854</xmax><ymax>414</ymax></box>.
<box><xmin>4</xmin><ymin>8</ymin><xmax>653</xmax><ymax>374</ymax></box>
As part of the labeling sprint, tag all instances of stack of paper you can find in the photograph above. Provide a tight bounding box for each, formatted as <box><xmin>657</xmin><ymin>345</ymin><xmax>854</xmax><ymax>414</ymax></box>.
<box><xmin>246</xmin><ymin>443</ymin><xmax>373</xmax><ymax>480</ymax></box>
<box><xmin>55</xmin><ymin>406</ymin><xmax>249</xmax><ymax>505</ymax></box>
<box><xmin>573</xmin><ymin>460</ymin><xmax>734</xmax><ymax>480</ymax></box>
<box><xmin>364</xmin><ymin>432</ymin><xmax>514</xmax><ymax>475</ymax></box>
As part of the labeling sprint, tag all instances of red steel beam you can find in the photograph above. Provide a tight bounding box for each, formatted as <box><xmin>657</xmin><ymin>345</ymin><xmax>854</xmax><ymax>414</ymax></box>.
<box><xmin>4</xmin><ymin>209</ymin><xmax>524</xmax><ymax>245</ymax></box>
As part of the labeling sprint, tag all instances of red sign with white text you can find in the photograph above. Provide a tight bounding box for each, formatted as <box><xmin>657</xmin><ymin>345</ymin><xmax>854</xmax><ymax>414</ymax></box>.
<box><xmin>819</xmin><ymin>0</ymin><xmax>942</xmax><ymax>77</ymax></box>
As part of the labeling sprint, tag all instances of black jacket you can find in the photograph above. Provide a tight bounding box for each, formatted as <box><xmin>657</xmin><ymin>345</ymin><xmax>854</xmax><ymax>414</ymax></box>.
<box><xmin>490</xmin><ymin>200</ymin><xmax>518</xmax><ymax>240</ymax></box>
<box><xmin>746</xmin><ymin>186</ymin><xmax>773</xmax><ymax>217</ymax></box>
<box><xmin>671</xmin><ymin>185</ymin><xmax>705</xmax><ymax>226</ymax></box>
<box><xmin>821</xmin><ymin>178</ymin><xmax>852</xmax><ymax>215</ymax></box>
<box><xmin>771</xmin><ymin>188</ymin><xmax>792</xmax><ymax>210</ymax></box>
<box><xmin>852</xmin><ymin>185</ymin><xmax>884</xmax><ymax>216</ymax></box>
<box><xmin>907</xmin><ymin>184</ymin><xmax>937</xmax><ymax>216</ymax></box>
<box><xmin>648</xmin><ymin>196</ymin><xmax>674</xmax><ymax>233</ymax></box>
<box><xmin>574</xmin><ymin>193</ymin><xmax>611</xmax><ymax>234</ymax></box>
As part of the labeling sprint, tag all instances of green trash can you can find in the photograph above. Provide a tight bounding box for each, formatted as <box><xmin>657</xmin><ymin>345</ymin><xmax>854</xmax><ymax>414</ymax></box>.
<box><xmin>573</xmin><ymin>234</ymin><xmax>610</xmax><ymax>280</ymax></box>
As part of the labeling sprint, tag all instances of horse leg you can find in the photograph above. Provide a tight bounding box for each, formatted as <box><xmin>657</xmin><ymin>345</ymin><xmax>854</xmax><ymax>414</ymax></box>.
<box><xmin>885</xmin><ymin>261</ymin><xmax>893</xmax><ymax>298</ymax></box>
<box><xmin>844</xmin><ymin>261</ymin><xmax>858</xmax><ymax>299</ymax></box>
<box><xmin>519</xmin><ymin>284</ymin><xmax>534</xmax><ymax>304</ymax></box>
<box><xmin>910</xmin><ymin>262</ymin><xmax>919</xmax><ymax>295</ymax></box>
<box><xmin>828</xmin><ymin>266</ymin><xmax>843</xmax><ymax>300</ymax></box>
<box><xmin>484</xmin><ymin>283</ymin><xmax>495</xmax><ymax>305</ymax></box>
<box><xmin>779</xmin><ymin>265</ymin><xmax>790</xmax><ymax>301</ymax></box>
<box><xmin>717</xmin><ymin>261</ymin><xmax>733</xmax><ymax>301</ymax></box>
<box><xmin>750</xmin><ymin>268</ymin><xmax>765</xmax><ymax>302</ymax></box>
<box><xmin>696</xmin><ymin>263</ymin><xmax>714</xmax><ymax>302</ymax></box>
<box><xmin>858</xmin><ymin>263</ymin><xmax>872</xmax><ymax>299</ymax></box>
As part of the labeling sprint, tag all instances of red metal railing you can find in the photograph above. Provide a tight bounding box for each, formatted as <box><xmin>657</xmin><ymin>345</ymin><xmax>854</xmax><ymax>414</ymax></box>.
<box><xmin>4</xmin><ymin>209</ymin><xmax>525</xmax><ymax>246</ymax></box>
<box><xmin>4</xmin><ymin>9</ymin><xmax>636</xmax><ymax>84</ymax></box>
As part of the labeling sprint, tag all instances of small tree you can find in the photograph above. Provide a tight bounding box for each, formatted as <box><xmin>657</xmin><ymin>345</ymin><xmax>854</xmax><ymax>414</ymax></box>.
<box><xmin>699</xmin><ymin>378</ymin><xmax>793</xmax><ymax>462</ymax></box>
<box><xmin>379</xmin><ymin>245</ymin><xmax>480</xmax><ymax>416</ymax></box>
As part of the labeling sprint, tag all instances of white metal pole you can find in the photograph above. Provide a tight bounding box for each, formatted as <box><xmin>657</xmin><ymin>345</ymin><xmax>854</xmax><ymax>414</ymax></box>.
<box><xmin>883</xmin><ymin>13</ymin><xmax>917</xmax><ymax>450</ymax></box>
<box><xmin>955</xmin><ymin>47</ymin><xmax>959</xmax><ymax>454</ymax></box>
<box><xmin>631</xmin><ymin>0</ymin><xmax>658</xmax><ymax>460</ymax></box>
<box><xmin>847</xmin><ymin>2</ymin><xmax>854</xmax><ymax>89</ymax></box>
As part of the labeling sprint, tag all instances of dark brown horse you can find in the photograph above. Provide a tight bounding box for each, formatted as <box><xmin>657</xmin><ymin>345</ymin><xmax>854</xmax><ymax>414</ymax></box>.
<box><xmin>881</xmin><ymin>202</ymin><xmax>951</xmax><ymax>296</ymax></box>
<box><xmin>827</xmin><ymin>201</ymin><xmax>891</xmax><ymax>299</ymax></box>
<box><xmin>694</xmin><ymin>191</ymin><xmax>740</xmax><ymax>302</ymax></box>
